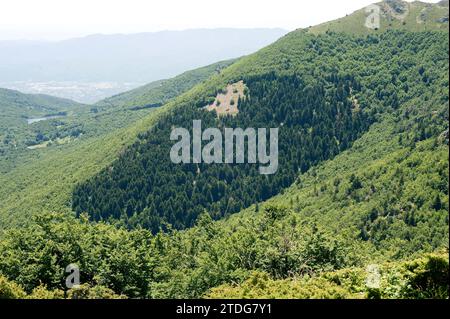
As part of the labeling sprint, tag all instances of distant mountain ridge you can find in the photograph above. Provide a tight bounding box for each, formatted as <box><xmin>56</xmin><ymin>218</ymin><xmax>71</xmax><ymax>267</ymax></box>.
<box><xmin>0</xmin><ymin>28</ymin><xmax>287</xmax><ymax>83</ymax></box>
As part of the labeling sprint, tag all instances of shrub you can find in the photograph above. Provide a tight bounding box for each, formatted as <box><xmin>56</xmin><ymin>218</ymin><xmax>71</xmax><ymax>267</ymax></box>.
<box><xmin>0</xmin><ymin>275</ymin><xmax>26</xmax><ymax>299</ymax></box>
<box><xmin>67</xmin><ymin>284</ymin><xmax>127</xmax><ymax>299</ymax></box>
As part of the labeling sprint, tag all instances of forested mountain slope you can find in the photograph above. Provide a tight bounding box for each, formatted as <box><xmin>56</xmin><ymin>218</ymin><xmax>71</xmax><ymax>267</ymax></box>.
<box><xmin>73</xmin><ymin>29</ymin><xmax>449</xmax><ymax>234</ymax></box>
<box><xmin>0</xmin><ymin>59</ymin><xmax>236</xmax><ymax>171</ymax></box>
<box><xmin>0</xmin><ymin>60</ymin><xmax>236</xmax><ymax>227</ymax></box>
<box><xmin>0</xmin><ymin>88</ymin><xmax>79</xmax><ymax>114</ymax></box>
<box><xmin>1</xmin><ymin>121</ymin><xmax>447</xmax><ymax>298</ymax></box>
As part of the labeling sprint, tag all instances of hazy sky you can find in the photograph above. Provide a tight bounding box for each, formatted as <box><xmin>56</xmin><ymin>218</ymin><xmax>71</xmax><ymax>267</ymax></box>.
<box><xmin>0</xmin><ymin>0</ymin><xmax>442</xmax><ymax>41</ymax></box>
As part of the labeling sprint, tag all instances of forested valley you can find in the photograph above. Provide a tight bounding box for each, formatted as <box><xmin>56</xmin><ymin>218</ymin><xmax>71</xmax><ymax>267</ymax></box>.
<box><xmin>0</xmin><ymin>0</ymin><xmax>449</xmax><ymax>300</ymax></box>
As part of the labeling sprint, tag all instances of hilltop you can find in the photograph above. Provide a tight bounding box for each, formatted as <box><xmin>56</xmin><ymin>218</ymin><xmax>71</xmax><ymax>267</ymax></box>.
<box><xmin>0</xmin><ymin>88</ymin><xmax>82</xmax><ymax>163</ymax></box>
<box><xmin>309</xmin><ymin>0</ymin><xmax>449</xmax><ymax>35</ymax></box>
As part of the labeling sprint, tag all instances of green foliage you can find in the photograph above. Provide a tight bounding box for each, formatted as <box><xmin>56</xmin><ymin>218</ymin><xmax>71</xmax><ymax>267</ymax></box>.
<box><xmin>0</xmin><ymin>61</ymin><xmax>234</xmax><ymax>228</ymax></box>
<box><xmin>73</xmin><ymin>30</ymin><xmax>448</xmax><ymax>235</ymax></box>
<box><xmin>400</xmin><ymin>254</ymin><xmax>449</xmax><ymax>299</ymax></box>
<box><xmin>0</xmin><ymin>192</ymin><xmax>447</xmax><ymax>299</ymax></box>
<box><xmin>273</xmin><ymin>134</ymin><xmax>449</xmax><ymax>258</ymax></box>
<box><xmin>27</xmin><ymin>285</ymin><xmax>65</xmax><ymax>299</ymax></box>
<box><xmin>0</xmin><ymin>275</ymin><xmax>26</xmax><ymax>299</ymax></box>
<box><xmin>67</xmin><ymin>284</ymin><xmax>127</xmax><ymax>299</ymax></box>
<box><xmin>207</xmin><ymin>253</ymin><xmax>449</xmax><ymax>299</ymax></box>
<box><xmin>73</xmin><ymin>72</ymin><xmax>369</xmax><ymax>232</ymax></box>
<box><xmin>0</xmin><ymin>3</ymin><xmax>448</xmax><ymax>300</ymax></box>
<box><xmin>0</xmin><ymin>206</ymin><xmax>364</xmax><ymax>299</ymax></box>
<box><xmin>207</xmin><ymin>271</ymin><xmax>358</xmax><ymax>299</ymax></box>
<box><xmin>0</xmin><ymin>213</ymin><xmax>154</xmax><ymax>298</ymax></box>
